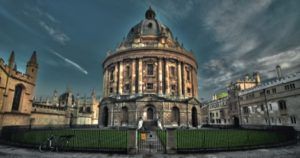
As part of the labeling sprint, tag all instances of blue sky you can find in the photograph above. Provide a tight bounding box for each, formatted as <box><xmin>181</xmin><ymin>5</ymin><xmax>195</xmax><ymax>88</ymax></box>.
<box><xmin>0</xmin><ymin>0</ymin><xmax>300</xmax><ymax>100</ymax></box>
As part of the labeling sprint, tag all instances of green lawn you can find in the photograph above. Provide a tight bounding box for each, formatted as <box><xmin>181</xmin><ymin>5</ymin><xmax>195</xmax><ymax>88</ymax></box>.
<box><xmin>176</xmin><ymin>129</ymin><xmax>291</xmax><ymax>149</ymax></box>
<box><xmin>11</xmin><ymin>129</ymin><xmax>128</xmax><ymax>149</ymax></box>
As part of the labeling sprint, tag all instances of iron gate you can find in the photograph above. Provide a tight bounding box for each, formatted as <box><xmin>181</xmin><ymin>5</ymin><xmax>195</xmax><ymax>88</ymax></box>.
<box><xmin>137</xmin><ymin>130</ymin><xmax>166</xmax><ymax>153</ymax></box>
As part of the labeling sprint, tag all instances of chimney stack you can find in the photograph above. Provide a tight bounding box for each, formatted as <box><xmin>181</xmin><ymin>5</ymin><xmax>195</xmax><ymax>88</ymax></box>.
<box><xmin>276</xmin><ymin>65</ymin><xmax>282</xmax><ymax>79</ymax></box>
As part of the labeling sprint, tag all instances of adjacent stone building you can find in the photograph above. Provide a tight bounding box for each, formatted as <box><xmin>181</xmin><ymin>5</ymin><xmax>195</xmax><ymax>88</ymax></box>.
<box><xmin>0</xmin><ymin>51</ymin><xmax>38</xmax><ymax>128</ymax></box>
<box><xmin>99</xmin><ymin>8</ymin><xmax>201</xmax><ymax>128</ymax></box>
<box><xmin>32</xmin><ymin>88</ymin><xmax>100</xmax><ymax>126</ymax></box>
<box><xmin>239</xmin><ymin>71</ymin><xmax>300</xmax><ymax>130</ymax></box>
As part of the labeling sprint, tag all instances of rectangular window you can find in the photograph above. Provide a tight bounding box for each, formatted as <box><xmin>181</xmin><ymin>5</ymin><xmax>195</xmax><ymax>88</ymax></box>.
<box><xmin>171</xmin><ymin>84</ymin><xmax>176</xmax><ymax>90</ymax></box>
<box><xmin>186</xmin><ymin>70</ymin><xmax>191</xmax><ymax>81</ymax></box>
<box><xmin>170</xmin><ymin>66</ymin><xmax>176</xmax><ymax>77</ymax></box>
<box><xmin>243</xmin><ymin>107</ymin><xmax>249</xmax><ymax>114</ymax></box>
<box><xmin>124</xmin><ymin>84</ymin><xmax>130</xmax><ymax>91</ymax></box>
<box><xmin>146</xmin><ymin>83</ymin><xmax>153</xmax><ymax>89</ymax></box>
<box><xmin>110</xmin><ymin>70</ymin><xmax>114</xmax><ymax>81</ymax></box>
<box><xmin>266</xmin><ymin>90</ymin><xmax>270</xmax><ymax>95</ymax></box>
<box><xmin>260</xmin><ymin>104</ymin><xmax>264</xmax><ymax>111</ymax></box>
<box><xmin>187</xmin><ymin>88</ymin><xmax>191</xmax><ymax>93</ymax></box>
<box><xmin>272</xmin><ymin>88</ymin><xmax>276</xmax><ymax>94</ymax></box>
<box><xmin>269</xmin><ymin>104</ymin><xmax>272</xmax><ymax>110</ymax></box>
<box><xmin>290</xmin><ymin>83</ymin><xmax>296</xmax><ymax>89</ymax></box>
<box><xmin>147</xmin><ymin>64</ymin><xmax>154</xmax><ymax>75</ymax></box>
<box><xmin>109</xmin><ymin>87</ymin><xmax>113</xmax><ymax>93</ymax></box>
<box><xmin>125</xmin><ymin>65</ymin><xmax>131</xmax><ymax>78</ymax></box>
<box><xmin>285</xmin><ymin>85</ymin><xmax>290</xmax><ymax>90</ymax></box>
<box><xmin>291</xmin><ymin>116</ymin><xmax>296</xmax><ymax>124</ymax></box>
<box><xmin>260</xmin><ymin>91</ymin><xmax>264</xmax><ymax>96</ymax></box>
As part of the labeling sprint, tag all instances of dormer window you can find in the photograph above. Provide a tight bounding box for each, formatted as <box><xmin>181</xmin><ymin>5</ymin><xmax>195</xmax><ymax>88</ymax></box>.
<box><xmin>146</xmin><ymin>83</ymin><xmax>154</xmax><ymax>90</ymax></box>
<box><xmin>148</xmin><ymin>23</ymin><xmax>152</xmax><ymax>28</ymax></box>
<box><xmin>186</xmin><ymin>70</ymin><xmax>191</xmax><ymax>81</ymax></box>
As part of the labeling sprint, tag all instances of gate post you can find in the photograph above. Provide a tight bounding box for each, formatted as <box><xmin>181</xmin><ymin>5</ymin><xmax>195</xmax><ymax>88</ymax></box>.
<box><xmin>166</xmin><ymin>129</ymin><xmax>177</xmax><ymax>154</ymax></box>
<box><xmin>127</xmin><ymin>129</ymin><xmax>137</xmax><ymax>154</ymax></box>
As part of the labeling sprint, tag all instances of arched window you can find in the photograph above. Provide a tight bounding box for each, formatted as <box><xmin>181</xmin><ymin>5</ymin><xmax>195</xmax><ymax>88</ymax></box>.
<box><xmin>102</xmin><ymin>106</ymin><xmax>109</xmax><ymax>127</ymax></box>
<box><xmin>172</xmin><ymin>107</ymin><xmax>180</xmax><ymax>125</ymax></box>
<box><xmin>12</xmin><ymin>84</ymin><xmax>24</xmax><ymax>111</ymax></box>
<box><xmin>122</xmin><ymin>106</ymin><xmax>129</xmax><ymax>124</ymax></box>
<box><xmin>191</xmin><ymin>107</ymin><xmax>198</xmax><ymax>127</ymax></box>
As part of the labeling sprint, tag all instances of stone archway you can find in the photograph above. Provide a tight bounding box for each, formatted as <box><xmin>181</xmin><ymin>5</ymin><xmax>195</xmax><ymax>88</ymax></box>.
<box><xmin>102</xmin><ymin>106</ymin><xmax>109</xmax><ymax>127</ymax></box>
<box><xmin>191</xmin><ymin>107</ymin><xmax>198</xmax><ymax>127</ymax></box>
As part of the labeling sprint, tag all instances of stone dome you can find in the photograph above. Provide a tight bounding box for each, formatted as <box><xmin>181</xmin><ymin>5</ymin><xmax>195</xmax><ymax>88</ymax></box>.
<box><xmin>119</xmin><ymin>7</ymin><xmax>181</xmax><ymax>50</ymax></box>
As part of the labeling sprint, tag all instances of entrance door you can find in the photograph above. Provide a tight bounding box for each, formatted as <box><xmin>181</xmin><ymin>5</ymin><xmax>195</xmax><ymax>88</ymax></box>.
<box><xmin>147</xmin><ymin>107</ymin><xmax>154</xmax><ymax>120</ymax></box>
<box><xmin>102</xmin><ymin>107</ymin><xmax>109</xmax><ymax>127</ymax></box>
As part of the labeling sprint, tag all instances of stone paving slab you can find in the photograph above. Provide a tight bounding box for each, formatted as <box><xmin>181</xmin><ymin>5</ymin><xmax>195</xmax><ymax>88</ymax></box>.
<box><xmin>0</xmin><ymin>143</ymin><xmax>300</xmax><ymax>158</ymax></box>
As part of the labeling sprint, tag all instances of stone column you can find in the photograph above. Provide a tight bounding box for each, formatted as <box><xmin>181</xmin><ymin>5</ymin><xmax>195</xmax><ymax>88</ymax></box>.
<box><xmin>177</xmin><ymin>61</ymin><xmax>182</xmax><ymax>98</ymax></box>
<box><xmin>103</xmin><ymin>68</ymin><xmax>107</xmax><ymax>97</ymax></box>
<box><xmin>182</xmin><ymin>64</ymin><xmax>186</xmax><ymax>98</ymax></box>
<box><xmin>193</xmin><ymin>68</ymin><xmax>199</xmax><ymax>98</ymax></box>
<box><xmin>118</xmin><ymin>61</ymin><xmax>123</xmax><ymax>95</ymax></box>
<box><xmin>158</xmin><ymin>58</ymin><xmax>163</xmax><ymax>96</ymax></box>
<box><xmin>138</xmin><ymin>58</ymin><xmax>143</xmax><ymax>94</ymax></box>
<box><xmin>114</xmin><ymin>64</ymin><xmax>118</xmax><ymax>95</ymax></box>
<box><xmin>131</xmin><ymin>59</ymin><xmax>136</xmax><ymax>95</ymax></box>
<box><xmin>165</xmin><ymin>60</ymin><xmax>170</xmax><ymax>96</ymax></box>
<box><xmin>191</xmin><ymin>67</ymin><xmax>195</xmax><ymax>97</ymax></box>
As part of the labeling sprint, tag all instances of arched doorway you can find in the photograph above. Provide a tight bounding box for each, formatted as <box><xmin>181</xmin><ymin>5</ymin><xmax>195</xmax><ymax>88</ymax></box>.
<box><xmin>12</xmin><ymin>84</ymin><xmax>24</xmax><ymax>111</ymax></box>
<box><xmin>191</xmin><ymin>107</ymin><xmax>198</xmax><ymax>127</ymax></box>
<box><xmin>102</xmin><ymin>106</ymin><xmax>109</xmax><ymax>127</ymax></box>
<box><xmin>147</xmin><ymin>107</ymin><xmax>154</xmax><ymax>120</ymax></box>
<box><xmin>233</xmin><ymin>116</ymin><xmax>240</xmax><ymax>127</ymax></box>
<box><xmin>172</xmin><ymin>107</ymin><xmax>180</xmax><ymax>125</ymax></box>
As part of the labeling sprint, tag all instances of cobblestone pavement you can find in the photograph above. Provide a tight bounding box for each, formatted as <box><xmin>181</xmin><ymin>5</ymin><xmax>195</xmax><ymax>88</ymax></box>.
<box><xmin>0</xmin><ymin>143</ymin><xmax>299</xmax><ymax>158</ymax></box>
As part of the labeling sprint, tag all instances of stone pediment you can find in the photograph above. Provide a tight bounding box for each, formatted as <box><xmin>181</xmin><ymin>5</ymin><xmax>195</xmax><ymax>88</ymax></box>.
<box><xmin>135</xmin><ymin>94</ymin><xmax>165</xmax><ymax>102</ymax></box>
<box><xmin>187</xmin><ymin>97</ymin><xmax>201</xmax><ymax>105</ymax></box>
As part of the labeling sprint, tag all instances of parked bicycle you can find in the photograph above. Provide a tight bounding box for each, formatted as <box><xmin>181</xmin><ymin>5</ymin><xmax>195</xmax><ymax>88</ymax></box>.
<box><xmin>39</xmin><ymin>135</ymin><xmax>74</xmax><ymax>152</ymax></box>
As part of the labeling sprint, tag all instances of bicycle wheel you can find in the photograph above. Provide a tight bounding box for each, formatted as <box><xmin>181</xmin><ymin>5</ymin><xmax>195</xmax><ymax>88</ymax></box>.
<box><xmin>39</xmin><ymin>142</ymin><xmax>48</xmax><ymax>152</ymax></box>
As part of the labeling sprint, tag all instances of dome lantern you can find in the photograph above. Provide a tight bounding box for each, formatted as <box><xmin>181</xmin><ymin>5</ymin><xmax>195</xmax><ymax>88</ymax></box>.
<box><xmin>145</xmin><ymin>6</ymin><xmax>156</xmax><ymax>19</ymax></box>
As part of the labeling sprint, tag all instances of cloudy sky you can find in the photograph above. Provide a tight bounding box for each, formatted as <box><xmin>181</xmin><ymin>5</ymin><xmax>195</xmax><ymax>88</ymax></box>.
<box><xmin>0</xmin><ymin>0</ymin><xmax>300</xmax><ymax>100</ymax></box>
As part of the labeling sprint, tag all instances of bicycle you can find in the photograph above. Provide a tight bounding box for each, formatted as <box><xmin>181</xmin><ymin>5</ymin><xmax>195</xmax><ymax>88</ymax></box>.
<box><xmin>39</xmin><ymin>135</ymin><xmax>74</xmax><ymax>152</ymax></box>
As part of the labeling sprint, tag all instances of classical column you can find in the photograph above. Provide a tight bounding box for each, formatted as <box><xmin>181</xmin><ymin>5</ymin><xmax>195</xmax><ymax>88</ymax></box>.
<box><xmin>165</xmin><ymin>60</ymin><xmax>170</xmax><ymax>96</ymax></box>
<box><xmin>158</xmin><ymin>58</ymin><xmax>163</xmax><ymax>96</ymax></box>
<box><xmin>114</xmin><ymin>64</ymin><xmax>119</xmax><ymax>95</ymax></box>
<box><xmin>131</xmin><ymin>59</ymin><xmax>136</xmax><ymax>95</ymax></box>
<box><xmin>103</xmin><ymin>68</ymin><xmax>107</xmax><ymax>97</ymax></box>
<box><xmin>182</xmin><ymin>63</ymin><xmax>186</xmax><ymax>98</ymax></box>
<box><xmin>191</xmin><ymin>67</ymin><xmax>194</xmax><ymax>97</ymax></box>
<box><xmin>177</xmin><ymin>61</ymin><xmax>182</xmax><ymax>98</ymax></box>
<box><xmin>118</xmin><ymin>61</ymin><xmax>123</xmax><ymax>95</ymax></box>
<box><xmin>138</xmin><ymin>58</ymin><xmax>143</xmax><ymax>94</ymax></box>
<box><xmin>193</xmin><ymin>68</ymin><xmax>199</xmax><ymax>98</ymax></box>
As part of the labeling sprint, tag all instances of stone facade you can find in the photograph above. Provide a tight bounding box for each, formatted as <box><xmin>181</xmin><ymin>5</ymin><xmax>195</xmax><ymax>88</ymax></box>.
<box><xmin>32</xmin><ymin>89</ymin><xmax>100</xmax><ymax>126</ymax></box>
<box><xmin>99</xmin><ymin>8</ymin><xmax>201</xmax><ymax>128</ymax></box>
<box><xmin>239</xmin><ymin>72</ymin><xmax>300</xmax><ymax>130</ymax></box>
<box><xmin>0</xmin><ymin>52</ymin><xmax>100</xmax><ymax>129</ymax></box>
<box><xmin>0</xmin><ymin>51</ymin><xmax>37</xmax><ymax>128</ymax></box>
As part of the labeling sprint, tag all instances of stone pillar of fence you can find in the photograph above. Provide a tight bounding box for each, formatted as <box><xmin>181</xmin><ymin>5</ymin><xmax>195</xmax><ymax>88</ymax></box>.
<box><xmin>166</xmin><ymin>129</ymin><xmax>177</xmax><ymax>154</ymax></box>
<box><xmin>127</xmin><ymin>130</ymin><xmax>137</xmax><ymax>154</ymax></box>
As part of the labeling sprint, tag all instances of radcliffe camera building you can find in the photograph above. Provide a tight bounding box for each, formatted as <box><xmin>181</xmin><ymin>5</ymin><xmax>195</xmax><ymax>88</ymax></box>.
<box><xmin>100</xmin><ymin>8</ymin><xmax>201</xmax><ymax>128</ymax></box>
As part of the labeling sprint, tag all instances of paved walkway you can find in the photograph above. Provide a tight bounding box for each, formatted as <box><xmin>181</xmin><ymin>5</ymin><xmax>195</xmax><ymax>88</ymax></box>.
<box><xmin>0</xmin><ymin>143</ymin><xmax>299</xmax><ymax>158</ymax></box>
